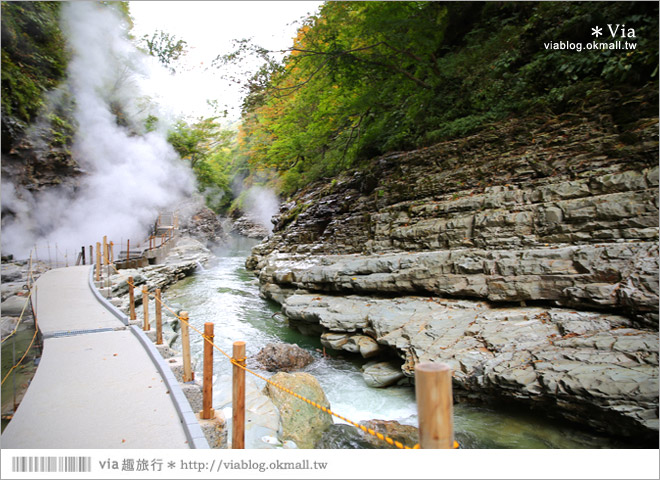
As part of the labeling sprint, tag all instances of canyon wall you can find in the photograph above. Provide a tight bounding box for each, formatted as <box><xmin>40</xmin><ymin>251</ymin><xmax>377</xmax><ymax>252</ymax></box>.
<box><xmin>247</xmin><ymin>113</ymin><xmax>659</xmax><ymax>442</ymax></box>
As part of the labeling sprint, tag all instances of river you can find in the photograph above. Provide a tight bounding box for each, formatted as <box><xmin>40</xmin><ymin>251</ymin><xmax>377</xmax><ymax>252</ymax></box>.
<box><xmin>164</xmin><ymin>235</ymin><xmax>622</xmax><ymax>449</ymax></box>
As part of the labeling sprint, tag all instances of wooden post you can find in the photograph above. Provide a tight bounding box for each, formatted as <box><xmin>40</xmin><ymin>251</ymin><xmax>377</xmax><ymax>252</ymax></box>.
<box><xmin>109</xmin><ymin>241</ymin><xmax>114</xmax><ymax>263</ymax></box>
<box><xmin>142</xmin><ymin>287</ymin><xmax>150</xmax><ymax>330</ymax></box>
<box><xmin>201</xmin><ymin>322</ymin><xmax>214</xmax><ymax>419</ymax></box>
<box><xmin>81</xmin><ymin>246</ymin><xmax>86</xmax><ymax>265</ymax></box>
<box><xmin>89</xmin><ymin>245</ymin><xmax>93</xmax><ymax>267</ymax></box>
<box><xmin>232</xmin><ymin>341</ymin><xmax>246</xmax><ymax>449</ymax></box>
<box><xmin>103</xmin><ymin>235</ymin><xmax>108</xmax><ymax>265</ymax></box>
<box><xmin>95</xmin><ymin>242</ymin><xmax>101</xmax><ymax>282</ymax></box>
<box><xmin>155</xmin><ymin>289</ymin><xmax>163</xmax><ymax>345</ymax></box>
<box><xmin>126</xmin><ymin>239</ymin><xmax>130</xmax><ymax>261</ymax></box>
<box><xmin>128</xmin><ymin>276</ymin><xmax>136</xmax><ymax>320</ymax></box>
<box><xmin>415</xmin><ymin>362</ymin><xmax>454</xmax><ymax>449</ymax></box>
<box><xmin>180</xmin><ymin>311</ymin><xmax>193</xmax><ymax>382</ymax></box>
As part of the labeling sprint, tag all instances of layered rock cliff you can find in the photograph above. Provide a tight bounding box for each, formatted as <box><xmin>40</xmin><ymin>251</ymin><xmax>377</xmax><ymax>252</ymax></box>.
<box><xmin>246</xmin><ymin>111</ymin><xmax>659</xmax><ymax>443</ymax></box>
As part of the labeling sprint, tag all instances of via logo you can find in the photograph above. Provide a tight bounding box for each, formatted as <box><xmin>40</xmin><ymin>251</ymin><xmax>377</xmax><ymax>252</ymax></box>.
<box><xmin>592</xmin><ymin>25</ymin><xmax>636</xmax><ymax>38</ymax></box>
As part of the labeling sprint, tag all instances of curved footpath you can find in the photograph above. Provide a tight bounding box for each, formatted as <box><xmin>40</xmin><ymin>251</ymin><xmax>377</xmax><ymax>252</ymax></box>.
<box><xmin>1</xmin><ymin>265</ymin><xmax>207</xmax><ymax>449</ymax></box>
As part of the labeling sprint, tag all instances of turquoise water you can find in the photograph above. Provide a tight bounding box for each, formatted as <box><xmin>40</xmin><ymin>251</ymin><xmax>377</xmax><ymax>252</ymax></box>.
<box><xmin>164</xmin><ymin>235</ymin><xmax>623</xmax><ymax>449</ymax></box>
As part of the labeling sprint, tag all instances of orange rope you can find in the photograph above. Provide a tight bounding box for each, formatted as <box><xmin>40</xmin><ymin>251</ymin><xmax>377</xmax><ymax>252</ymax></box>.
<box><xmin>1</xmin><ymin>248</ymin><xmax>39</xmax><ymax>386</ymax></box>
<box><xmin>0</xmin><ymin>329</ymin><xmax>39</xmax><ymax>386</ymax></box>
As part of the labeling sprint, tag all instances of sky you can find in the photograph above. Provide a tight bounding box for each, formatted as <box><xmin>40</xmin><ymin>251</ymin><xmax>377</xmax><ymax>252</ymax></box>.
<box><xmin>128</xmin><ymin>1</ymin><xmax>323</xmax><ymax>122</ymax></box>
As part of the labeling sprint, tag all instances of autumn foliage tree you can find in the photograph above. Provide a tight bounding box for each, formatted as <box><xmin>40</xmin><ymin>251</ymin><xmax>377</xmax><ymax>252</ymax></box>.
<box><xmin>228</xmin><ymin>1</ymin><xmax>657</xmax><ymax>195</ymax></box>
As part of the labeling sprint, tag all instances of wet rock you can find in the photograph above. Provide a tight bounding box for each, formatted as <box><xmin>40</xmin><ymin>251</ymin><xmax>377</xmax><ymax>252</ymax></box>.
<box><xmin>320</xmin><ymin>332</ymin><xmax>350</xmax><ymax>350</ymax></box>
<box><xmin>264</xmin><ymin>372</ymin><xmax>333</xmax><ymax>448</ymax></box>
<box><xmin>1</xmin><ymin>295</ymin><xmax>30</xmax><ymax>316</ymax></box>
<box><xmin>355</xmin><ymin>336</ymin><xmax>382</xmax><ymax>358</ymax></box>
<box><xmin>179</xmin><ymin>206</ymin><xmax>226</xmax><ymax>246</ymax></box>
<box><xmin>1</xmin><ymin>264</ymin><xmax>24</xmax><ymax>282</ymax></box>
<box><xmin>320</xmin><ymin>332</ymin><xmax>383</xmax><ymax>358</ymax></box>
<box><xmin>362</xmin><ymin>361</ymin><xmax>406</xmax><ymax>388</ymax></box>
<box><xmin>230</xmin><ymin>215</ymin><xmax>270</xmax><ymax>239</ymax></box>
<box><xmin>359</xmin><ymin>420</ymin><xmax>419</xmax><ymax>449</ymax></box>
<box><xmin>315</xmin><ymin>424</ymin><xmax>373</xmax><ymax>449</ymax></box>
<box><xmin>163</xmin><ymin>236</ymin><xmax>212</xmax><ymax>267</ymax></box>
<box><xmin>315</xmin><ymin>420</ymin><xmax>419</xmax><ymax>449</ymax></box>
<box><xmin>255</xmin><ymin>343</ymin><xmax>314</xmax><ymax>372</ymax></box>
<box><xmin>281</xmin><ymin>292</ymin><xmax>658</xmax><ymax>440</ymax></box>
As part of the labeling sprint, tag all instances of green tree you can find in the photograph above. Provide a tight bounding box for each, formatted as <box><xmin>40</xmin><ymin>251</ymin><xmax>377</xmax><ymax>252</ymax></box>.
<box><xmin>167</xmin><ymin>117</ymin><xmax>237</xmax><ymax>210</ymax></box>
<box><xmin>230</xmin><ymin>1</ymin><xmax>658</xmax><ymax>195</ymax></box>
<box><xmin>1</xmin><ymin>1</ymin><xmax>68</xmax><ymax>149</ymax></box>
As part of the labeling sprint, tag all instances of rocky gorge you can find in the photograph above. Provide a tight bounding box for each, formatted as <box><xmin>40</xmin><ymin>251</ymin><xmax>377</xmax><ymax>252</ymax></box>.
<box><xmin>246</xmin><ymin>113</ymin><xmax>659</xmax><ymax>444</ymax></box>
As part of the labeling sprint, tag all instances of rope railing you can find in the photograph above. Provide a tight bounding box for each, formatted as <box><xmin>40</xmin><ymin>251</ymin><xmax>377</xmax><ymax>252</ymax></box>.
<box><xmin>95</xmin><ymin>240</ymin><xmax>458</xmax><ymax>450</ymax></box>
<box><xmin>1</xmin><ymin>250</ymin><xmax>41</xmax><ymax>389</ymax></box>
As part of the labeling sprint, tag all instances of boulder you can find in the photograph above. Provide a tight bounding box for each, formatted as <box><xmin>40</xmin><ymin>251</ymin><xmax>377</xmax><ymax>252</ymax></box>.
<box><xmin>315</xmin><ymin>420</ymin><xmax>418</xmax><ymax>449</ymax></box>
<box><xmin>320</xmin><ymin>332</ymin><xmax>350</xmax><ymax>350</ymax></box>
<box><xmin>255</xmin><ymin>343</ymin><xmax>314</xmax><ymax>372</ymax></box>
<box><xmin>321</xmin><ymin>332</ymin><xmax>383</xmax><ymax>358</ymax></box>
<box><xmin>362</xmin><ymin>361</ymin><xmax>406</xmax><ymax>388</ymax></box>
<box><xmin>352</xmin><ymin>335</ymin><xmax>382</xmax><ymax>358</ymax></box>
<box><xmin>263</xmin><ymin>372</ymin><xmax>333</xmax><ymax>448</ymax></box>
<box><xmin>315</xmin><ymin>424</ymin><xmax>373</xmax><ymax>449</ymax></box>
<box><xmin>358</xmin><ymin>420</ymin><xmax>419</xmax><ymax>449</ymax></box>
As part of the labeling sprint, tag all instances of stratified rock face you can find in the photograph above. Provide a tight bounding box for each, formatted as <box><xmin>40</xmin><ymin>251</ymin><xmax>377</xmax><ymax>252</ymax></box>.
<box><xmin>247</xmin><ymin>115</ymin><xmax>659</xmax><ymax>441</ymax></box>
<box><xmin>255</xmin><ymin>343</ymin><xmax>314</xmax><ymax>372</ymax></box>
<box><xmin>179</xmin><ymin>206</ymin><xmax>226</xmax><ymax>246</ymax></box>
<box><xmin>283</xmin><ymin>293</ymin><xmax>657</xmax><ymax>440</ymax></box>
<box><xmin>229</xmin><ymin>215</ymin><xmax>270</xmax><ymax>239</ymax></box>
<box><xmin>263</xmin><ymin>372</ymin><xmax>333</xmax><ymax>448</ymax></box>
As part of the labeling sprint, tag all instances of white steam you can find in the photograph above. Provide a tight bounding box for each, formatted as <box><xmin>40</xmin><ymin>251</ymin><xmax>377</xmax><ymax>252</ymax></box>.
<box><xmin>243</xmin><ymin>186</ymin><xmax>279</xmax><ymax>234</ymax></box>
<box><xmin>1</xmin><ymin>2</ymin><xmax>194</xmax><ymax>258</ymax></box>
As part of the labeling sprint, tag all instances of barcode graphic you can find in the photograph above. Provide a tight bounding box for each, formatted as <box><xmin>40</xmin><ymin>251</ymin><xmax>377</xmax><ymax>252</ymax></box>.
<box><xmin>12</xmin><ymin>456</ymin><xmax>92</xmax><ymax>473</ymax></box>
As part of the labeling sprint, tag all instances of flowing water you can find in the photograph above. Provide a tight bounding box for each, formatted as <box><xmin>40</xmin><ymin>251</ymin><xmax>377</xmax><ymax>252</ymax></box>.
<box><xmin>164</xmin><ymin>235</ymin><xmax>623</xmax><ymax>449</ymax></box>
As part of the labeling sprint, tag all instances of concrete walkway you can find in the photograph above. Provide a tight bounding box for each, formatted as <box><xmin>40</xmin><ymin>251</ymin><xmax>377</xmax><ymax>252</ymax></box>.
<box><xmin>1</xmin><ymin>266</ymin><xmax>192</xmax><ymax>448</ymax></box>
